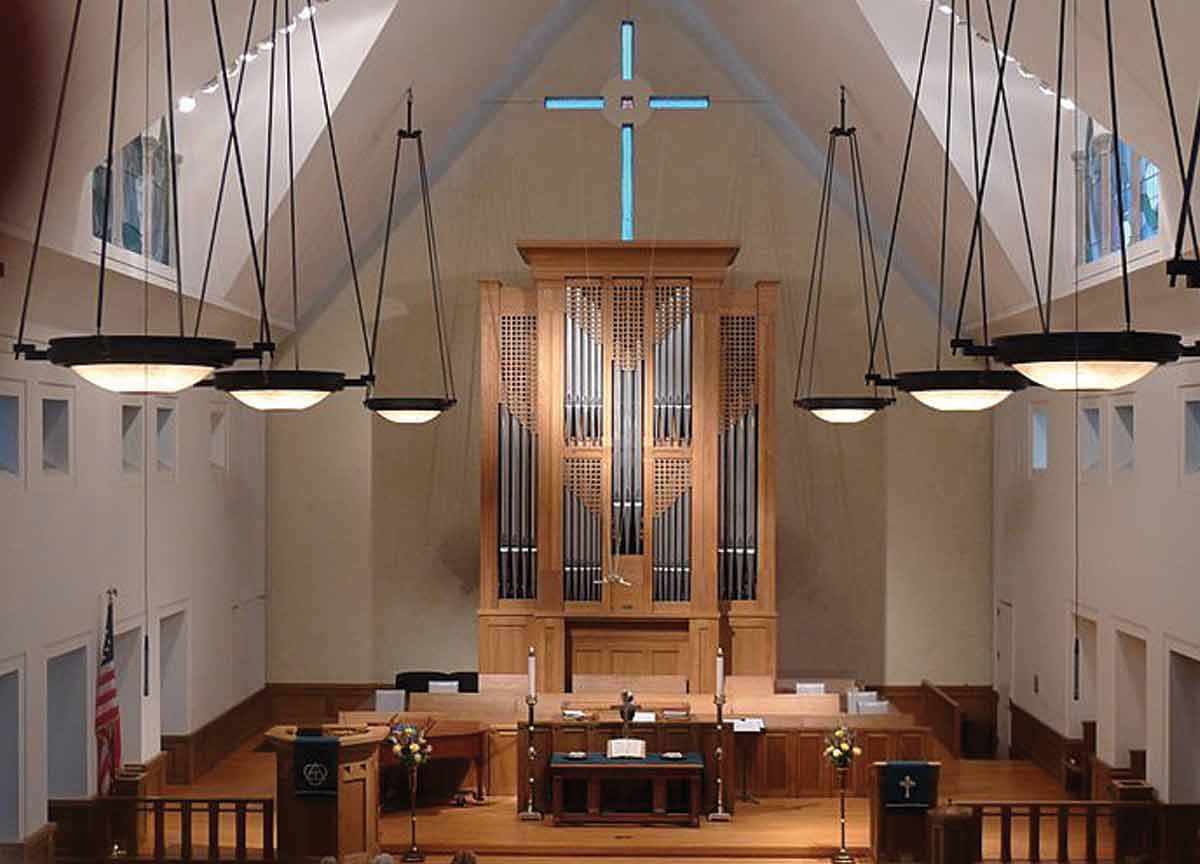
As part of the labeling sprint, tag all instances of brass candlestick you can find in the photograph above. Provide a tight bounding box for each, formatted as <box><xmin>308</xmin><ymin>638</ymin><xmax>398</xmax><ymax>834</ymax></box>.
<box><xmin>707</xmin><ymin>693</ymin><xmax>731</xmax><ymax>822</ymax></box>
<box><xmin>402</xmin><ymin>764</ymin><xmax>425</xmax><ymax>862</ymax></box>
<box><xmin>519</xmin><ymin>694</ymin><xmax>543</xmax><ymax>821</ymax></box>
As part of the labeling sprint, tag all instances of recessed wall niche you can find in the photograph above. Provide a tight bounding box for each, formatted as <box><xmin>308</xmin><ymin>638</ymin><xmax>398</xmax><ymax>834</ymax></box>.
<box><xmin>0</xmin><ymin>388</ymin><xmax>19</xmax><ymax>478</ymax></box>
<box><xmin>46</xmin><ymin>644</ymin><xmax>88</xmax><ymax>797</ymax></box>
<box><xmin>155</xmin><ymin>404</ymin><xmax>177</xmax><ymax>474</ymax></box>
<box><xmin>209</xmin><ymin>404</ymin><xmax>228</xmax><ymax>469</ymax></box>
<box><xmin>1031</xmin><ymin>405</ymin><xmax>1049</xmax><ymax>472</ymax></box>
<box><xmin>41</xmin><ymin>397</ymin><xmax>70</xmax><ymax>474</ymax></box>
<box><xmin>121</xmin><ymin>403</ymin><xmax>144</xmax><ymax>473</ymax></box>
<box><xmin>0</xmin><ymin>668</ymin><xmax>19</xmax><ymax>840</ymax></box>
<box><xmin>1112</xmin><ymin>403</ymin><xmax>1134</xmax><ymax>472</ymax></box>
<box><xmin>1185</xmin><ymin>398</ymin><xmax>1200</xmax><ymax>475</ymax></box>
<box><xmin>1079</xmin><ymin>405</ymin><xmax>1101</xmax><ymax>473</ymax></box>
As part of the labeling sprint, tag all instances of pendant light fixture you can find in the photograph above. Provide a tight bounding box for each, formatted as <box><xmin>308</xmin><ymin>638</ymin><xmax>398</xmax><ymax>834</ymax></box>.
<box><xmin>955</xmin><ymin>0</ymin><xmax>1194</xmax><ymax>391</ymax></box>
<box><xmin>212</xmin><ymin>0</ymin><xmax>347</xmax><ymax>411</ymax></box>
<box><xmin>793</xmin><ymin>89</ymin><xmax>894</xmax><ymax>425</ymax></box>
<box><xmin>359</xmin><ymin>91</ymin><xmax>457</xmax><ymax>425</ymax></box>
<box><xmin>12</xmin><ymin>0</ymin><xmax>270</xmax><ymax>394</ymax></box>
<box><xmin>874</xmin><ymin>0</ymin><xmax>1027</xmax><ymax>412</ymax></box>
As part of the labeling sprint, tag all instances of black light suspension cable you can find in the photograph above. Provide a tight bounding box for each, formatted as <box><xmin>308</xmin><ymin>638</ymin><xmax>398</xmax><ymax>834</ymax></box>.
<box><xmin>13</xmin><ymin>1</ymin><xmax>263</xmax><ymax>395</ymax></box>
<box><xmin>793</xmin><ymin>87</ymin><xmax>893</xmax><ymax>426</ymax></box>
<box><xmin>194</xmin><ymin>1</ymin><xmax>262</xmax><ymax>337</ymax></box>
<box><xmin>874</xmin><ymin>0</ymin><xmax>1027</xmax><ymax>412</ymax></box>
<box><xmin>212</xmin><ymin>0</ymin><xmax>347</xmax><ymax>411</ymax></box>
<box><xmin>363</xmin><ymin>90</ymin><xmax>458</xmax><ymax>425</ymax></box>
<box><xmin>976</xmin><ymin>0</ymin><xmax>1198</xmax><ymax>391</ymax></box>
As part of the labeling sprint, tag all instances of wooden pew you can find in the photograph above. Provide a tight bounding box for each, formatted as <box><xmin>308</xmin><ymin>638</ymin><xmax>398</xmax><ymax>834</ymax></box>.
<box><xmin>479</xmin><ymin>673</ymin><xmax>528</xmax><ymax>694</ymax></box>
<box><xmin>725</xmin><ymin>675</ymin><xmax>775</xmax><ymax>696</ymax></box>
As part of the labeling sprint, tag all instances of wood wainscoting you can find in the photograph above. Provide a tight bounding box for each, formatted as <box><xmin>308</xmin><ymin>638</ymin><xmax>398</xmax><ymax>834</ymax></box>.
<box><xmin>566</xmin><ymin>620</ymin><xmax>691</xmax><ymax>681</ymax></box>
<box><xmin>0</xmin><ymin>824</ymin><xmax>55</xmax><ymax>864</ymax></box>
<box><xmin>875</xmin><ymin>683</ymin><xmax>998</xmax><ymax>758</ymax></box>
<box><xmin>1009</xmin><ymin>701</ymin><xmax>1086</xmax><ymax>790</ymax></box>
<box><xmin>162</xmin><ymin>688</ymin><xmax>271</xmax><ymax>784</ymax></box>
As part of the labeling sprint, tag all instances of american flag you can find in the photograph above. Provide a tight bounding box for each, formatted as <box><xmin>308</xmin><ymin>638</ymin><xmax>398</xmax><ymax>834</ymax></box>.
<box><xmin>95</xmin><ymin>594</ymin><xmax>122</xmax><ymax>795</ymax></box>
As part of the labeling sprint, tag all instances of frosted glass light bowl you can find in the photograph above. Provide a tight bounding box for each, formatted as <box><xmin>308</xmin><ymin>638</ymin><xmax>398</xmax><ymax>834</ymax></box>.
<box><xmin>47</xmin><ymin>335</ymin><xmax>236</xmax><ymax>395</ymax></box>
<box><xmin>896</xmin><ymin>369</ymin><xmax>1028</xmax><ymax>412</ymax></box>
<box><xmin>992</xmin><ymin>331</ymin><xmax>1180</xmax><ymax>392</ymax></box>
<box><xmin>364</xmin><ymin>396</ymin><xmax>456</xmax><ymax>425</ymax></box>
<box><xmin>213</xmin><ymin>369</ymin><xmax>346</xmax><ymax>412</ymax></box>
<box><xmin>795</xmin><ymin>396</ymin><xmax>891</xmax><ymax>425</ymax></box>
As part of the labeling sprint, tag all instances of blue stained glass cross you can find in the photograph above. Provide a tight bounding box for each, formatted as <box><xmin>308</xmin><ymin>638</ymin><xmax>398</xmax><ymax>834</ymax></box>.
<box><xmin>544</xmin><ymin>20</ymin><xmax>710</xmax><ymax>241</ymax></box>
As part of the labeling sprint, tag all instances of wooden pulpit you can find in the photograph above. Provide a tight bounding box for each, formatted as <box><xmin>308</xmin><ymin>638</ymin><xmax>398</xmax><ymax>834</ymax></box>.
<box><xmin>265</xmin><ymin>725</ymin><xmax>388</xmax><ymax>864</ymax></box>
<box><xmin>869</xmin><ymin>760</ymin><xmax>941</xmax><ymax>863</ymax></box>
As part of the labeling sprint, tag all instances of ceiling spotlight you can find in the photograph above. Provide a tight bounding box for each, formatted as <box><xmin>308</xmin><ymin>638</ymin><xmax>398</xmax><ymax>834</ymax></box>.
<box><xmin>241</xmin><ymin>50</ymin><xmax>259</xmax><ymax>64</ymax></box>
<box><xmin>200</xmin><ymin>76</ymin><xmax>220</xmax><ymax>94</ymax></box>
<box><xmin>1017</xmin><ymin>63</ymin><xmax>1036</xmax><ymax>79</ymax></box>
<box><xmin>225</xmin><ymin>60</ymin><xmax>241</xmax><ymax>79</ymax></box>
<box><xmin>298</xmin><ymin>5</ymin><xmax>315</xmax><ymax>20</ymax></box>
<box><xmin>1060</xmin><ymin>97</ymin><xmax>1076</xmax><ymax>111</ymax></box>
<box><xmin>279</xmin><ymin>21</ymin><xmax>298</xmax><ymax>34</ymax></box>
<box><xmin>1038</xmin><ymin>81</ymin><xmax>1056</xmax><ymax>97</ymax></box>
<box><xmin>936</xmin><ymin>3</ymin><xmax>953</xmax><ymax>15</ymax></box>
<box><xmin>257</xmin><ymin>40</ymin><xmax>275</xmax><ymax>52</ymax></box>
<box><xmin>178</xmin><ymin>95</ymin><xmax>196</xmax><ymax>114</ymax></box>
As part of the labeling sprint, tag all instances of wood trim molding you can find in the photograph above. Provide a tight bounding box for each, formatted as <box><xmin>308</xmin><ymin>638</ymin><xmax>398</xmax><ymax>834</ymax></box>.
<box><xmin>1009</xmin><ymin>700</ymin><xmax>1084</xmax><ymax>790</ymax></box>
<box><xmin>0</xmin><ymin>823</ymin><xmax>55</xmax><ymax>864</ymax></box>
<box><xmin>265</xmin><ymin>682</ymin><xmax>385</xmax><ymax>726</ymax></box>
<box><xmin>162</xmin><ymin>688</ymin><xmax>271</xmax><ymax>785</ymax></box>
<box><xmin>873</xmin><ymin>684</ymin><xmax>998</xmax><ymax>758</ymax></box>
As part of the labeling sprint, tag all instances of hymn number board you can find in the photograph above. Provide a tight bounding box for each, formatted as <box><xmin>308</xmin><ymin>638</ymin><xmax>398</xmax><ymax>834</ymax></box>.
<box><xmin>480</xmin><ymin>244</ymin><xmax>778</xmax><ymax>685</ymax></box>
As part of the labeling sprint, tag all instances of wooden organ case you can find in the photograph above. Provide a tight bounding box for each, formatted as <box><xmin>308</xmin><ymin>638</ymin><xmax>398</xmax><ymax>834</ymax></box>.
<box><xmin>479</xmin><ymin>244</ymin><xmax>777</xmax><ymax>693</ymax></box>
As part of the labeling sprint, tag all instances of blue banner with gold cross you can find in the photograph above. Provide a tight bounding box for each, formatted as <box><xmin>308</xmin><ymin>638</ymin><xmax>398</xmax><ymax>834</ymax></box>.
<box><xmin>882</xmin><ymin>761</ymin><xmax>935</xmax><ymax>809</ymax></box>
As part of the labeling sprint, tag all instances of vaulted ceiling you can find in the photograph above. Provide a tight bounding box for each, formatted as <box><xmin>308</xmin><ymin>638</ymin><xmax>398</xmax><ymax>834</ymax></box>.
<box><xmin>4</xmin><ymin>0</ymin><xmax>1200</xmax><ymax>343</ymax></box>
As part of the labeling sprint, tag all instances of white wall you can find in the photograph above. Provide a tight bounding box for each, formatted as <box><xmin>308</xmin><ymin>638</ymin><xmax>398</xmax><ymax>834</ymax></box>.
<box><xmin>0</xmin><ymin>333</ymin><xmax>267</xmax><ymax>838</ymax></box>
<box><xmin>993</xmin><ymin>356</ymin><xmax>1200</xmax><ymax>801</ymax></box>
<box><xmin>1168</xmin><ymin>649</ymin><xmax>1200</xmax><ymax>803</ymax></box>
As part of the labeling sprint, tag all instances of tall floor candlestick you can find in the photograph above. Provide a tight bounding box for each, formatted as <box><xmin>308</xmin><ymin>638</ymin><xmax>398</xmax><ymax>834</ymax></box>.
<box><xmin>520</xmin><ymin>693</ymin><xmax>543</xmax><ymax>820</ymax></box>
<box><xmin>707</xmin><ymin>692</ymin><xmax>731</xmax><ymax>822</ymax></box>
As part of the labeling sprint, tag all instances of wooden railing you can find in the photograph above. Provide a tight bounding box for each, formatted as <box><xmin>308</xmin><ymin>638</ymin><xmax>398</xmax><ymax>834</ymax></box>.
<box><xmin>955</xmin><ymin>799</ymin><xmax>1159</xmax><ymax>863</ymax></box>
<box><xmin>921</xmin><ymin>679</ymin><xmax>963</xmax><ymax>758</ymax></box>
<box><xmin>53</xmin><ymin>796</ymin><xmax>274</xmax><ymax>863</ymax></box>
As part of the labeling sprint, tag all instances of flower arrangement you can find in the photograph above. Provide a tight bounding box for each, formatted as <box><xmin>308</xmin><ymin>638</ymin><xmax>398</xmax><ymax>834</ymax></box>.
<box><xmin>823</xmin><ymin>726</ymin><xmax>862</xmax><ymax>770</ymax></box>
<box><xmin>388</xmin><ymin>723</ymin><xmax>434</xmax><ymax>768</ymax></box>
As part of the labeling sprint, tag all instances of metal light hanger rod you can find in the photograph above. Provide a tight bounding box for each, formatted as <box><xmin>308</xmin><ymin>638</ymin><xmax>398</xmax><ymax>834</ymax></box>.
<box><xmin>212</xmin><ymin>0</ymin><xmax>348</xmax><ymax>411</ymax></box>
<box><xmin>794</xmin><ymin>87</ymin><xmax>893</xmax><ymax>425</ymax></box>
<box><xmin>362</xmin><ymin>88</ymin><xmax>458</xmax><ymax>424</ymax></box>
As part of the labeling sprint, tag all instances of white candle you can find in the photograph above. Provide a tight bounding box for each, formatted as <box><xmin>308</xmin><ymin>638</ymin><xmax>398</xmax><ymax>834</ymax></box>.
<box><xmin>527</xmin><ymin>646</ymin><xmax>536</xmax><ymax>698</ymax></box>
<box><xmin>716</xmin><ymin>647</ymin><xmax>725</xmax><ymax>699</ymax></box>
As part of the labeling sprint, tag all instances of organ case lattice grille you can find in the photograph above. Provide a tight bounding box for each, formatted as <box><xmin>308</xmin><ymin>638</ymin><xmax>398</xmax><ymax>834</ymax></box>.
<box><xmin>718</xmin><ymin>315</ymin><xmax>758</xmax><ymax>601</ymax></box>
<box><xmin>652</xmin><ymin>457</ymin><xmax>692</xmax><ymax>602</ymax></box>
<box><xmin>611</xmin><ymin>279</ymin><xmax>644</xmax><ymax>555</ymax></box>
<box><xmin>654</xmin><ymin>280</ymin><xmax>693</xmax><ymax>444</ymax></box>
<box><xmin>563</xmin><ymin>457</ymin><xmax>603</xmax><ymax>602</ymax></box>
<box><xmin>498</xmin><ymin>314</ymin><xmax>538</xmax><ymax>600</ymax></box>
<box><xmin>564</xmin><ymin>280</ymin><xmax>603</xmax><ymax>444</ymax></box>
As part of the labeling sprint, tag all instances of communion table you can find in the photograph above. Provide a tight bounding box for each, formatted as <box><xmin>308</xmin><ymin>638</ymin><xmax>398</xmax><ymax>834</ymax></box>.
<box><xmin>549</xmin><ymin>753</ymin><xmax>705</xmax><ymax>826</ymax></box>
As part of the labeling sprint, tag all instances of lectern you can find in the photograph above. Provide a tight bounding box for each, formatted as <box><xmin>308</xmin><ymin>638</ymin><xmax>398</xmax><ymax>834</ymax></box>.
<box><xmin>869</xmin><ymin>761</ymin><xmax>941</xmax><ymax>863</ymax></box>
<box><xmin>265</xmin><ymin>725</ymin><xmax>389</xmax><ymax>864</ymax></box>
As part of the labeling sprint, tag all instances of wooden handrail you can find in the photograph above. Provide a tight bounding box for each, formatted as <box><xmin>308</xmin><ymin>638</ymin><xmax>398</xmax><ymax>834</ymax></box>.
<box><xmin>952</xmin><ymin>799</ymin><xmax>1162</xmax><ymax>863</ymax></box>
<box><xmin>921</xmin><ymin>679</ymin><xmax>963</xmax><ymax>758</ymax></box>
<box><xmin>97</xmin><ymin>796</ymin><xmax>275</xmax><ymax>863</ymax></box>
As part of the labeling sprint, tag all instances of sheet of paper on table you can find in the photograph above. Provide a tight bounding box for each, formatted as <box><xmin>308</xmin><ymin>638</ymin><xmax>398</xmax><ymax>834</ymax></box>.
<box><xmin>732</xmin><ymin>717</ymin><xmax>765</xmax><ymax>732</ymax></box>
<box><xmin>633</xmin><ymin>711</ymin><xmax>657</xmax><ymax>724</ymax></box>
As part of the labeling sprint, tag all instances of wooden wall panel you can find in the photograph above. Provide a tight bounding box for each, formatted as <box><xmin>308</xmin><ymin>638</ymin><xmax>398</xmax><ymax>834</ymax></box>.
<box><xmin>0</xmin><ymin>824</ymin><xmax>55</xmax><ymax>864</ymax></box>
<box><xmin>567</xmin><ymin>624</ymin><xmax>690</xmax><ymax>683</ymax></box>
<box><xmin>1010</xmin><ymin>701</ymin><xmax>1085</xmax><ymax>790</ymax></box>
<box><xmin>163</xmin><ymin>687</ymin><xmax>272</xmax><ymax>784</ymax></box>
<box><xmin>728</xmin><ymin>615</ymin><xmax>776</xmax><ymax>677</ymax></box>
<box><xmin>478</xmin><ymin>614</ymin><xmax>532</xmax><ymax>674</ymax></box>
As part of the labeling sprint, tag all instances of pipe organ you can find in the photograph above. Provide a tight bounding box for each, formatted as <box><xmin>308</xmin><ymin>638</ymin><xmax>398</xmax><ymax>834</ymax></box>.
<box><xmin>480</xmin><ymin>244</ymin><xmax>777</xmax><ymax>692</ymax></box>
